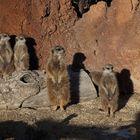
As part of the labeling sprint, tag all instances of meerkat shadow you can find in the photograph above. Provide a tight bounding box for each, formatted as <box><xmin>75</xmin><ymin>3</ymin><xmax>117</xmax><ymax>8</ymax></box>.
<box><xmin>134</xmin><ymin>112</ymin><xmax>140</xmax><ymax>138</ymax></box>
<box><xmin>116</xmin><ymin>69</ymin><xmax>134</xmax><ymax>111</ymax></box>
<box><xmin>26</xmin><ymin>37</ymin><xmax>39</xmax><ymax>70</ymax></box>
<box><xmin>9</xmin><ymin>35</ymin><xmax>16</xmax><ymax>50</ymax></box>
<box><xmin>71</xmin><ymin>52</ymin><xmax>89</xmax><ymax>73</ymax></box>
<box><xmin>68</xmin><ymin>52</ymin><xmax>89</xmax><ymax>104</ymax></box>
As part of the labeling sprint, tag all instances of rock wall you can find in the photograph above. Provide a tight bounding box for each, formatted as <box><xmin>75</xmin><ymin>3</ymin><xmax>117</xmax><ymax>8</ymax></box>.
<box><xmin>0</xmin><ymin>0</ymin><xmax>140</xmax><ymax>93</ymax></box>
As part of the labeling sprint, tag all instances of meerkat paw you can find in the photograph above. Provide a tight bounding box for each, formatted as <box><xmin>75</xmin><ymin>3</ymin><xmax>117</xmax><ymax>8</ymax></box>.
<box><xmin>58</xmin><ymin>77</ymin><xmax>62</xmax><ymax>83</ymax></box>
<box><xmin>60</xmin><ymin>105</ymin><xmax>65</xmax><ymax>111</ymax></box>
<box><xmin>106</xmin><ymin>114</ymin><xmax>110</xmax><ymax>117</ymax></box>
<box><xmin>110</xmin><ymin>112</ymin><xmax>115</xmax><ymax>118</ymax></box>
<box><xmin>52</xmin><ymin>105</ymin><xmax>58</xmax><ymax>111</ymax></box>
<box><xmin>99</xmin><ymin>108</ymin><xmax>105</xmax><ymax>112</ymax></box>
<box><xmin>50</xmin><ymin>76</ymin><xmax>56</xmax><ymax>83</ymax></box>
<box><xmin>52</xmin><ymin>78</ymin><xmax>56</xmax><ymax>84</ymax></box>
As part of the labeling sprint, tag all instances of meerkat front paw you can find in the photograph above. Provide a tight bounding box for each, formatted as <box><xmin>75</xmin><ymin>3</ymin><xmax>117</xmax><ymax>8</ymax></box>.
<box><xmin>58</xmin><ymin>76</ymin><xmax>62</xmax><ymax>83</ymax></box>
<box><xmin>52</xmin><ymin>105</ymin><xmax>58</xmax><ymax>111</ymax></box>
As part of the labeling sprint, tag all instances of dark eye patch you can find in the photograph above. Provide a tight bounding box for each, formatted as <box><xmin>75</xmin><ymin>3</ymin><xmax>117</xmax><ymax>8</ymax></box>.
<box><xmin>15</xmin><ymin>38</ymin><xmax>18</xmax><ymax>41</ymax></box>
<box><xmin>56</xmin><ymin>47</ymin><xmax>62</xmax><ymax>51</ymax></box>
<box><xmin>54</xmin><ymin>46</ymin><xmax>65</xmax><ymax>53</ymax></box>
<box><xmin>3</xmin><ymin>34</ymin><xmax>8</xmax><ymax>37</ymax></box>
<box><xmin>20</xmin><ymin>37</ymin><xmax>24</xmax><ymax>40</ymax></box>
<box><xmin>57</xmin><ymin>48</ymin><xmax>61</xmax><ymax>51</ymax></box>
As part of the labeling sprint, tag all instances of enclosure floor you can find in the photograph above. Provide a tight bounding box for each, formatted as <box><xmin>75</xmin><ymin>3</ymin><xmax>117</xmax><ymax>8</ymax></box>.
<box><xmin>0</xmin><ymin>93</ymin><xmax>139</xmax><ymax>140</ymax></box>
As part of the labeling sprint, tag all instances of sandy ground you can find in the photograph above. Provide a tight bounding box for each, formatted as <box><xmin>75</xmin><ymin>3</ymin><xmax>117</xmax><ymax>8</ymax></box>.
<box><xmin>0</xmin><ymin>93</ymin><xmax>140</xmax><ymax>140</ymax></box>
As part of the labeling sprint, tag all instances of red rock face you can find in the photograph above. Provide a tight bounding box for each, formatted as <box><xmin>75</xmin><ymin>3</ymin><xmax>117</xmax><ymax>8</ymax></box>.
<box><xmin>0</xmin><ymin>0</ymin><xmax>140</xmax><ymax>92</ymax></box>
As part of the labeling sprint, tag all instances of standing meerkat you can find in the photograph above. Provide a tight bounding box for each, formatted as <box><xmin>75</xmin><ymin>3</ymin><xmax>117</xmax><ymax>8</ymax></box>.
<box><xmin>14</xmin><ymin>36</ymin><xmax>29</xmax><ymax>72</ymax></box>
<box><xmin>46</xmin><ymin>45</ymin><xmax>70</xmax><ymax>111</ymax></box>
<box><xmin>0</xmin><ymin>33</ymin><xmax>14</xmax><ymax>77</ymax></box>
<box><xmin>99</xmin><ymin>64</ymin><xmax>119</xmax><ymax>117</ymax></box>
<box><xmin>89</xmin><ymin>71</ymin><xmax>102</xmax><ymax>87</ymax></box>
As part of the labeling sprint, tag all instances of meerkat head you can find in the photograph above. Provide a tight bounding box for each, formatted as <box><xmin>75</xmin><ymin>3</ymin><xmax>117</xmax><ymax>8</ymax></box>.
<box><xmin>0</xmin><ymin>33</ymin><xmax>10</xmax><ymax>44</ymax></box>
<box><xmin>103</xmin><ymin>64</ymin><xmax>113</xmax><ymax>74</ymax></box>
<box><xmin>15</xmin><ymin>36</ymin><xmax>26</xmax><ymax>45</ymax></box>
<box><xmin>52</xmin><ymin>45</ymin><xmax>65</xmax><ymax>60</ymax></box>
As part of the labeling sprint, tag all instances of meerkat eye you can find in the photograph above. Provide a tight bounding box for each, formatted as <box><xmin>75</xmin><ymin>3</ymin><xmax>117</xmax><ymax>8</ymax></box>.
<box><xmin>55</xmin><ymin>47</ymin><xmax>61</xmax><ymax>51</ymax></box>
<box><xmin>3</xmin><ymin>34</ymin><xmax>7</xmax><ymax>37</ymax></box>
<box><xmin>107</xmin><ymin>68</ymin><xmax>110</xmax><ymax>70</ymax></box>
<box><xmin>57</xmin><ymin>48</ymin><xmax>61</xmax><ymax>51</ymax></box>
<box><xmin>51</xmin><ymin>49</ymin><xmax>54</xmax><ymax>53</ymax></box>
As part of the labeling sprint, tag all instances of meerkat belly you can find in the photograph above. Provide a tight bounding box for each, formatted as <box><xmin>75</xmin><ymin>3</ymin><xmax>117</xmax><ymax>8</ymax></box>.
<box><xmin>16</xmin><ymin>46</ymin><xmax>26</xmax><ymax>59</ymax></box>
<box><xmin>104</xmin><ymin>75</ymin><xmax>116</xmax><ymax>97</ymax></box>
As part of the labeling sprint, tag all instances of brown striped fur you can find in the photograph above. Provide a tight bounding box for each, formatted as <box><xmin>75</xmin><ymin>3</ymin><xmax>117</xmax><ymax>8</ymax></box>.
<box><xmin>99</xmin><ymin>64</ymin><xmax>119</xmax><ymax>117</ymax></box>
<box><xmin>0</xmin><ymin>33</ymin><xmax>14</xmax><ymax>78</ymax></box>
<box><xmin>14</xmin><ymin>36</ymin><xmax>29</xmax><ymax>72</ymax></box>
<box><xmin>46</xmin><ymin>46</ymin><xmax>70</xmax><ymax>111</ymax></box>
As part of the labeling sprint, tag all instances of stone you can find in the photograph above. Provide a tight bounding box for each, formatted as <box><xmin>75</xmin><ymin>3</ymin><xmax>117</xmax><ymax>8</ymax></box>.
<box><xmin>89</xmin><ymin>71</ymin><xmax>102</xmax><ymax>86</ymax></box>
<box><xmin>68</xmin><ymin>67</ymin><xmax>97</xmax><ymax>103</ymax></box>
<box><xmin>0</xmin><ymin>71</ymin><xmax>40</xmax><ymax>109</ymax></box>
<box><xmin>0</xmin><ymin>69</ymin><xmax>97</xmax><ymax>109</ymax></box>
<box><xmin>22</xmin><ymin>68</ymin><xmax>97</xmax><ymax>108</ymax></box>
<box><xmin>22</xmin><ymin>88</ymin><xmax>50</xmax><ymax>108</ymax></box>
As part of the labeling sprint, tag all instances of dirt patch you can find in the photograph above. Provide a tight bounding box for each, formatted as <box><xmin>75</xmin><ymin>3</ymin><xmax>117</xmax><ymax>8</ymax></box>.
<box><xmin>0</xmin><ymin>93</ymin><xmax>139</xmax><ymax>139</ymax></box>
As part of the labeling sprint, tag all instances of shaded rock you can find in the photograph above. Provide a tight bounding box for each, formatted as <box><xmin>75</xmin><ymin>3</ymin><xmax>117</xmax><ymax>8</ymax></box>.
<box><xmin>89</xmin><ymin>71</ymin><xmax>102</xmax><ymax>86</ymax></box>
<box><xmin>0</xmin><ymin>69</ymin><xmax>96</xmax><ymax>109</ymax></box>
<box><xmin>22</xmin><ymin>88</ymin><xmax>50</xmax><ymax>108</ymax></box>
<box><xmin>0</xmin><ymin>70</ymin><xmax>46</xmax><ymax>109</ymax></box>
<box><xmin>0</xmin><ymin>71</ymin><xmax>41</xmax><ymax>109</ymax></box>
<box><xmin>22</xmin><ymin>68</ymin><xmax>97</xmax><ymax>108</ymax></box>
<box><xmin>68</xmin><ymin>67</ymin><xmax>97</xmax><ymax>104</ymax></box>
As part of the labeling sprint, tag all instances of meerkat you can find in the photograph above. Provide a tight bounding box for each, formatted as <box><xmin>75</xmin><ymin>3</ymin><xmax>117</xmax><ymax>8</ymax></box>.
<box><xmin>89</xmin><ymin>71</ymin><xmax>102</xmax><ymax>87</ymax></box>
<box><xmin>89</xmin><ymin>71</ymin><xmax>102</xmax><ymax>97</ymax></box>
<box><xmin>14</xmin><ymin>36</ymin><xmax>29</xmax><ymax>72</ymax></box>
<box><xmin>0</xmin><ymin>33</ymin><xmax>14</xmax><ymax>77</ymax></box>
<box><xmin>46</xmin><ymin>45</ymin><xmax>70</xmax><ymax>111</ymax></box>
<box><xmin>99</xmin><ymin>64</ymin><xmax>119</xmax><ymax>117</ymax></box>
